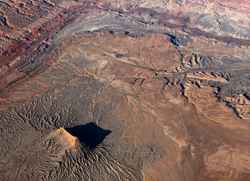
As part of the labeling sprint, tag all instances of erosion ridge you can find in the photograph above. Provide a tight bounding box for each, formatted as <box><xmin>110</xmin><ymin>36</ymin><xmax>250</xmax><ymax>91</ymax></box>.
<box><xmin>1</xmin><ymin>0</ymin><xmax>250</xmax><ymax>181</ymax></box>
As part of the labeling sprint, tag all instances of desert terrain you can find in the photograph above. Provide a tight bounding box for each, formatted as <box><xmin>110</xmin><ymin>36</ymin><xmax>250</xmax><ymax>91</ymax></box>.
<box><xmin>1</xmin><ymin>0</ymin><xmax>250</xmax><ymax>181</ymax></box>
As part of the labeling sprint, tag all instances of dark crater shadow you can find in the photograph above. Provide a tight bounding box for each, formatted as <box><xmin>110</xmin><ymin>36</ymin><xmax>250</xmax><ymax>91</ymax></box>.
<box><xmin>66</xmin><ymin>123</ymin><xmax>111</xmax><ymax>149</ymax></box>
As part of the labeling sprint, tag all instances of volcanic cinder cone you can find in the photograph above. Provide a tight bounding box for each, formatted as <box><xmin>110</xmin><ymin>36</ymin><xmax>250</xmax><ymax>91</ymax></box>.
<box><xmin>52</xmin><ymin>128</ymin><xmax>78</xmax><ymax>149</ymax></box>
<box><xmin>45</xmin><ymin>127</ymin><xmax>79</xmax><ymax>157</ymax></box>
